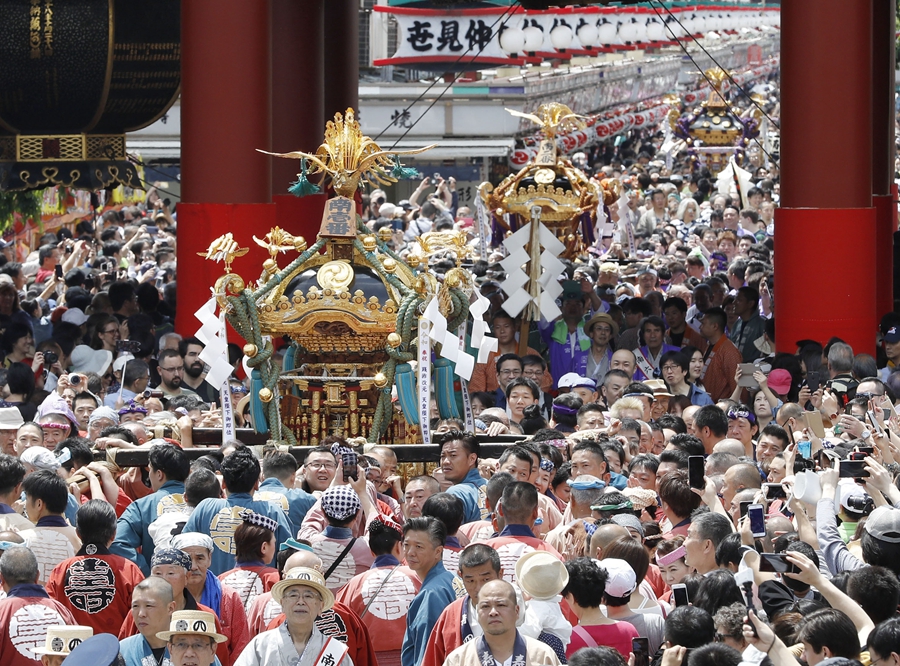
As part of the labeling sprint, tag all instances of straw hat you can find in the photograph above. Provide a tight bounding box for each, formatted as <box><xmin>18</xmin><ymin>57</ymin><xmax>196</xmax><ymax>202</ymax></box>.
<box><xmin>515</xmin><ymin>551</ymin><xmax>569</xmax><ymax>601</ymax></box>
<box><xmin>156</xmin><ymin>610</ymin><xmax>227</xmax><ymax>643</ymax></box>
<box><xmin>33</xmin><ymin>625</ymin><xmax>93</xmax><ymax>656</ymax></box>
<box><xmin>271</xmin><ymin>566</ymin><xmax>335</xmax><ymax>610</ymax></box>
<box><xmin>643</xmin><ymin>378</ymin><xmax>674</xmax><ymax>399</ymax></box>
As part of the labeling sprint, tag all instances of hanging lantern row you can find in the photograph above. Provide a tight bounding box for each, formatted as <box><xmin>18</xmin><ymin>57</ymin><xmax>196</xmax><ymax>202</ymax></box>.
<box><xmin>496</xmin><ymin>6</ymin><xmax>781</xmax><ymax>57</ymax></box>
<box><xmin>375</xmin><ymin>5</ymin><xmax>779</xmax><ymax>69</ymax></box>
<box><xmin>508</xmin><ymin>57</ymin><xmax>779</xmax><ymax>169</ymax></box>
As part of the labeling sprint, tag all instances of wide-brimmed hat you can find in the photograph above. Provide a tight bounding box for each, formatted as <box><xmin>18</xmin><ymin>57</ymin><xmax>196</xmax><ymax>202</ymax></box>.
<box><xmin>61</xmin><ymin>308</ymin><xmax>89</xmax><ymax>326</ymax></box>
<box><xmin>33</xmin><ymin>625</ymin><xmax>93</xmax><ymax>656</ymax></box>
<box><xmin>71</xmin><ymin>345</ymin><xmax>112</xmax><ymax>376</ymax></box>
<box><xmin>156</xmin><ymin>610</ymin><xmax>227</xmax><ymax>643</ymax></box>
<box><xmin>0</xmin><ymin>406</ymin><xmax>23</xmax><ymax>430</ymax></box>
<box><xmin>585</xmin><ymin>312</ymin><xmax>619</xmax><ymax>338</ymax></box>
<box><xmin>643</xmin><ymin>379</ymin><xmax>674</xmax><ymax>399</ymax></box>
<box><xmin>271</xmin><ymin>567</ymin><xmax>335</xmax><ymax>610</ymax></box>
<box><xmin>515</xmin><ymin>551</ymin><xmax>568</xmax><ymax>601</ymax></box>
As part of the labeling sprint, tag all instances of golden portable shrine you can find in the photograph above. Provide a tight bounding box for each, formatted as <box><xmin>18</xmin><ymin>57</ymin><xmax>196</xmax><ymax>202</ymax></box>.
<box><xmin>480</xmin><ymin>103</ymin><xmax>607</xmax><ymax>261</ymax></box>
<box><xmin>667</xmin><ymin>67</ymin><xmax>762</xmax><ymax>176</ymax></box>
<box><xmin>200</xmin><ymin>110</ymin><xmax>476</xmax><ymax>446</ymax></box>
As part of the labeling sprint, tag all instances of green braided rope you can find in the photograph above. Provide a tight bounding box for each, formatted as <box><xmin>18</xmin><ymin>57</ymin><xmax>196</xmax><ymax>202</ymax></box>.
<box><xmin>354</xmin><ymin>238</ymin><xmax>411</xmax><ymax>295</ymax></box>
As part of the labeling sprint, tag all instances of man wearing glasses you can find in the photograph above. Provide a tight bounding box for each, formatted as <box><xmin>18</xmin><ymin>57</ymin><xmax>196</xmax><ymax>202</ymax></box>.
<box><xmin>492</xmin><ymin>354</ymin><xmax>523</xmax><ymax>411</ymax></box>
<box><xmin>236</xmin><ymin>567</ymin><xmax>351</xmax><ymax>666</ymax></box>
<box><xmin>157</xmin><ymin>609</ymin><xmax>226</xmax><ymax>666</ymax></box>
<box><xmin>298</xmin><ymin>446</ymin><xmax>338</xmax><ymax>495</ymax></box>
<box><xmin>154</xmin><ymin>349</ymin><xmax>198</xmax><ymax>402</ymax></box>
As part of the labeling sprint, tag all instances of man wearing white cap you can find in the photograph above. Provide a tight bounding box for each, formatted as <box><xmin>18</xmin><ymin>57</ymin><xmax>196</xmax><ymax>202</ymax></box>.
<box><xmin>0</xmin><ymin>407</ymin><xmax>23</xmax><ymax>456</ymax></box>
<box><xmin>600</xmin><ymin>558</ymin><xmax>665</xmax><ymax>654</ymax></box>
<box><xmin>444</xmin><ymin>580</ymin><xmax>559</xmax><ymax>666</ymax></box>
<box><xmin>557</xmin><ymin>374</ymin><xmax>598</xmax><ymax>407</ymax></box>
<box><xmin>157</xmin><ymin>610</ymin><xmax>226</xmax><ymax>666</ymax></box>
<box><xmin>236</xmin><ymin>567</ymin><xmax>353</xmax><ymax>666</ymax></box>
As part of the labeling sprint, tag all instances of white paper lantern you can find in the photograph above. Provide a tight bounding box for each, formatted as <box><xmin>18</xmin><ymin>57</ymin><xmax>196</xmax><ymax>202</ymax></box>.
<box><xmin>499</xmin><ymin>26</ymin><xmax>526</xmax><ymax>55</ymax></box>
<box><xmin>664</xmin><ymin>16</ymin><xmax>681</xmax><ymax>39</ymax></box>
<box><xmin>620</xmin><ymin>17</ymin><xmax>645</xmax><ymax>44</ymax></box>
<box><xmin>693</xmin><ymin>14</ymin><xmax>707</xmax><ymax>34</ymax></box>
<box><xmin>577</xmin><ymin>22</ymin><xmax>599</xmax><ymax>48</ymax></box>
<box><xmin>523</xmin><ymin>26</ymin><xmax>544</xmax><ymax>52</ymax></box>
<box><xmin>647</xmin><ymin>17</ymin><xmax>666</xmax><ymax>42</ymax></box>
<box><xmin>597</xmin><ymin>18</ymin><xmax>617</xmax><ymax>44</ymax></box>
<box><xmin>550</xmin><ymin>25</ymin><xmax>573</xmax><ymax>51</ymax></box>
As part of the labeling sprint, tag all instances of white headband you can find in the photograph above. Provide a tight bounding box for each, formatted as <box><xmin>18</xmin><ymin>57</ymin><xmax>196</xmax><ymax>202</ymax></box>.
<box><xmin>172</xmin><ymin>532</ymin><xmax>214</xmax><ymax>552</ymax></box>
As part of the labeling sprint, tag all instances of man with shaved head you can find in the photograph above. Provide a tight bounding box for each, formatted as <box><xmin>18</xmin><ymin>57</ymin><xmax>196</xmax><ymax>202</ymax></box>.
<box><xmin>712</xmin><ymin>438</ymin><xmax>746</xmax><ymax>458</ymax></box>
<box><xmin>120</xmin><ymin>577</ymin><xmax>177</xmax><ymax>666</ymax></box>
<box><xmin>589</xmin><ymin>524</ymin><xmax>630</xmax><ymax>560</ymax></box>
<box><xmin>720</xmin><ymin>462</ymin><xmax>763</xmax><ymax>510</ymax></box>
<box><xmin>444</xmin><ymin>579</ymin><xmax>559</xmax><ymax>666</ymax></box>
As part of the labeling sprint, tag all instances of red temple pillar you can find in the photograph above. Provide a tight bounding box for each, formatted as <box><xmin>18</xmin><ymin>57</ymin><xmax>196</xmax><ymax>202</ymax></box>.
<box><xmin>323</xmin><ymin>0</ymin><xmax>360</xmax><ymax>119</ymax></box>
<box><xmin>271</xmin><ymin>0</ymin><xmax>327</xmax><ymax>244</ymax></box>
<box><xmin>873</xmin><ymin>0</ymin><xmax>896</xmax><ymax>316</ymax></box>
<box><xmin>178</xmin><ymin>0</ymin><xmax>275</xmax><ymax>337</ymax></box>
<box><xmin>775</xmin><ymin>0</ymin><xmax>875</xmax><ymax>354</ymax></box>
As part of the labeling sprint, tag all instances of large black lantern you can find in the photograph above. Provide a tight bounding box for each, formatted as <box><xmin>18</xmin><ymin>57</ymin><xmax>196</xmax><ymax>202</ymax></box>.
<box><xmin>0</xmin><ymin>0</ymin><xmax>180</xmax><ymax>191</ymax></box>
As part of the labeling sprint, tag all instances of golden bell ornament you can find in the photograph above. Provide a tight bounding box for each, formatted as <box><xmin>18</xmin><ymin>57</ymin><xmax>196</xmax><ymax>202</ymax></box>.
<box><xmin>259</xmin><ymin>388</ymin><xmax>274</xmax><ymax>403</ymax></box>
<box><xmin>243</xmin><ymin>344</ymin><xmax>258</xmax><ymax>358</ymax></box>
<box><xmin>387</xmin><ymin>332</ymin><xmax>402</xmax><ymax>348</ymax></box>
<box><xmin>373</xmin><ymin>373</ymin><xmax>388</xmax><ymax>388</ymax></box>
<box><xmin>377</xmin><ymin>227</ymin><xmax>392</xmax><ymax>243</ymax></box>
<box><xmin>362</xmin><ymin>235</ymin><xmax>377</xmax><ymax>252</ymax></box>
<box><xmin>383</xmin><ymin>258</ymin><xmax>397</xmax><ymax>273</ymax></box>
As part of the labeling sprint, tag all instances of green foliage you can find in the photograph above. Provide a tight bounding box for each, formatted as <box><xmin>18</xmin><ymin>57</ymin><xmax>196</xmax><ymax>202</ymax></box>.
<box><xmin>0</xmin><ymin>190</ymin><xmax>41</xmax><ymax>232</ymax></box>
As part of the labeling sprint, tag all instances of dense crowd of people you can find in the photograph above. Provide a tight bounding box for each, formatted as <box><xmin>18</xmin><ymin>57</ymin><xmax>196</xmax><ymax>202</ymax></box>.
<box><xmin>1</xmin><ymin>82</ymin><xmax>899</xmax><ymax>666</ymax></box>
